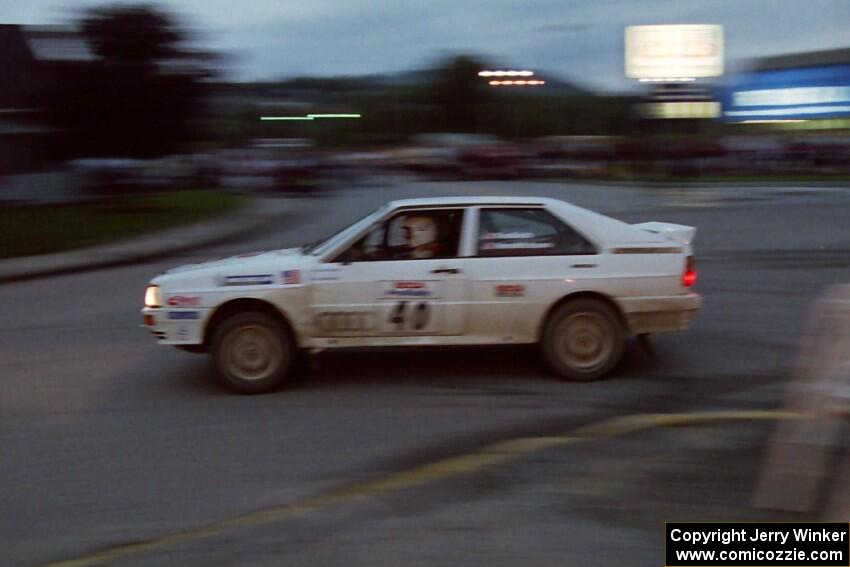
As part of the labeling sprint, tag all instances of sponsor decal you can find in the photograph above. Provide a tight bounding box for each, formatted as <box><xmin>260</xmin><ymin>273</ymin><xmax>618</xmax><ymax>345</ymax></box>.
<box><xmin>167</xmin><ymin>295</ymin><xmax>201</xmax><ymax>307</ymax></box>
<box><xmin>311</xmin><ymin>267</ymin><xmax>341</xmax><ymax>282</ymax></box>
<box><xmin>495</xmin><ymin>284</ymin><xmax>525</xmax><ymax>297</ymax></box>
<box><xmin>315</xmin><ymin>311</ymin><xmax>377</xmax><ymax>333</ymax></box>
<box><xmin>481</xmin><ymin>231</ymin><xmax>535</xmax><ymax>240</ymax></box>
<box><xmin>385</xmin><ymin>281</ymin><xmax>432</xmax><ymax>297</ymax></box>
<box><xmin>221</xmin><ymin>274</ymin><xmax>273</xmax><ymax>286</ymax></box>
<box><xmin>167</xmin><ymin>311</ymin><xmax>200</xmax><ymax>320</ymax></box>
<box><xmin>281</xmin><ymin>270</ymin><xmax>301</xmax><ymax>285</ymax></box>
<box><xmin>611</xmin><ymin>247</ymin><xmax>681</xmax><ymax>254</ymax></box>
<box><xmin>481</xmin><ymin>241</ymin><xmax>554</xmax><ymax>250</ymax></box>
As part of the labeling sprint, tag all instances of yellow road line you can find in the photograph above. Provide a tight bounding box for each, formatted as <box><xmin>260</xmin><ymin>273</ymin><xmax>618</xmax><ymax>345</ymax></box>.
<box><xmin>45</xmin><ymin>407</ymin><xmax>849</xmax><ymax>567</ymax></box>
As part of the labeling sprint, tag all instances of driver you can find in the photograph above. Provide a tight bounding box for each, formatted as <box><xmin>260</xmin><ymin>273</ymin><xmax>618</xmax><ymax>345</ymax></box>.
<box><xmin>403</xmin><ymin>215</ymin><xmax>441</xmax><ymax>259</ymax></box>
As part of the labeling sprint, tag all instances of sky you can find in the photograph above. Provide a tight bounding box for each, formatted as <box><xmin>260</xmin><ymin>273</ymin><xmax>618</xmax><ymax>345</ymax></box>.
<box><xmin>3</xmin><ymin>0</ymin><xmax>850</xmax><ymax>92</ymax></box>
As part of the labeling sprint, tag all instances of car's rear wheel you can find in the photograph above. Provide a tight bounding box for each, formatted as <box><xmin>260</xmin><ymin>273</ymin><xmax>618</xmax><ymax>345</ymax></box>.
<box><xmin>211</xmin><ymin>312</ymin><xmax>293</xmax><ymax>394</ymax></box>
<box><xmin>542</xmin><ymin>298</ymin><xmax>624</xmax><ymax>381</ymax></box>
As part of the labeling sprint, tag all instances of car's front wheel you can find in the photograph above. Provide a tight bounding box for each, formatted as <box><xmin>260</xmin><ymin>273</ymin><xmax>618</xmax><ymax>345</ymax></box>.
<box><xmin>542</xmin><ymin>298</ymin><xmax>624</xmax><ymax>381</ymax></box>
<box><xmin>211</xmin><ymin>312</ymin><xmax>293</xmax><ymax>394</ymax></box>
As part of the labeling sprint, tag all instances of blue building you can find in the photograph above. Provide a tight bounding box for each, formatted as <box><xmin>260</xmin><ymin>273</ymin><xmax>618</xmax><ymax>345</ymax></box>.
<box><xmin>723</xmin><ymin>49</ymin><xmax>850</xmax><ymax>125</ymax></box>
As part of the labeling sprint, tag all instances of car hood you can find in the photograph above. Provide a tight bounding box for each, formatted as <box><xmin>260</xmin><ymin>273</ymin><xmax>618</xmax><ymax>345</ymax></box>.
<box><xmin>165</xmin><ymin>248</ymin><xmax>303</xmax><ymax>275</ymax></box>
<box><xmin>152</xmin><ymin>247</ymin><xmax>312</xmax><ymax>288</ymax></box>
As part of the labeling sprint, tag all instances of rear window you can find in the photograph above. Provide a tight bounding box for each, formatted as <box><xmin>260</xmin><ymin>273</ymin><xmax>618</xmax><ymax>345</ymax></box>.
<box><xmin>477</xmin><ymin>208</ymin><xmax>596</xmax><ymax>257</ymax></box>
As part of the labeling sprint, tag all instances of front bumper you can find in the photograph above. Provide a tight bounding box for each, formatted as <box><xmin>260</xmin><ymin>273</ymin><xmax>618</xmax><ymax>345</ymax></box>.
<box><xmin>616</xmin><ymin>293</ymin><xmax>702</xmax><ymax>334</ymax></box>
<box><xmin>141</xmin><ymin>307</ymin><xmax>210</xmax><ymax>345</ymax></box>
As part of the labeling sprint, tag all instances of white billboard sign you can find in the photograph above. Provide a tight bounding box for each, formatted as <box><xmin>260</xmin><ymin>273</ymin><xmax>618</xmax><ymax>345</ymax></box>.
<box><xmin>625</xmin><ymin>25</ymin><xmax>724</xmax><ymax>79</ymax></box>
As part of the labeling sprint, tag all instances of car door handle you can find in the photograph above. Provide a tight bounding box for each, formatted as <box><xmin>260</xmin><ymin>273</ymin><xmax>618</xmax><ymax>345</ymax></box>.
<box><xmin>570</xmin><ymin>263</ymin><xmax>597</xmax><ymax>268</ymax></box>
<box><xmin>431</xmin><ymin>267</ymin><xmax>461</xmax><ymax>274</ymax></box>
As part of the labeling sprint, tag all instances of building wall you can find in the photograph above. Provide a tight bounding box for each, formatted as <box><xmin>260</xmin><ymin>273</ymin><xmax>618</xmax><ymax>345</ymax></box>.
<box><xmin>724</xmin><ymin>60</ymin><xmax>850</xmax><ymax>122</ymax></box>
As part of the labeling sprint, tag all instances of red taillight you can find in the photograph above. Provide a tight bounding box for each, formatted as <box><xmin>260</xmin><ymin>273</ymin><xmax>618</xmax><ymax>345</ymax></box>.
<box><xmin>682</xmin><ymin>256</ymin><xmax>697</xmax><ymax>288</ymax></box>
<box><xmin>143</xmin><ymin>314</ymin><xmax>156</xmax><ymax>327</ymax></box>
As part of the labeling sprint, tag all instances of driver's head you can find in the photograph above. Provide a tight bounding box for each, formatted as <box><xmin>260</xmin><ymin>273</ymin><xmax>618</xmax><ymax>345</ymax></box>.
<box><xmin>403</xmin><ymin>216</ymin><xmax>438</xmax><ymax>249</ymax></box>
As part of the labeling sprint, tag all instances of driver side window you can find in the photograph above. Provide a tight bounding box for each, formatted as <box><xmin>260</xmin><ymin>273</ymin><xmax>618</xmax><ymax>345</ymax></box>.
<box><xmin>337</xmin><ymin>208</ymin><xmax>464</xmax><ymax>262</ymax></box>
<box><xmin>362</xmin><ymin>224</ymin><xmax>386</xmax><ymax>257</ymax></box>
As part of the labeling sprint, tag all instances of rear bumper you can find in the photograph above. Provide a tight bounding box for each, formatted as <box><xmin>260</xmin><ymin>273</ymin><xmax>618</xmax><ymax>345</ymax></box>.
<box><xmin>616</xmin><ymin>293</ymin><xmax>702</xmax><ymax>334</ymax></box>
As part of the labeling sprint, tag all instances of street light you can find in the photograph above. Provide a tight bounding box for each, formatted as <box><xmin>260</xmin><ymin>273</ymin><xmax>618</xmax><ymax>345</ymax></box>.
<box><xmin>488</xmin><ymin>80</ymin><xmax>546</xmax><ymax>86</ymax></box>
<box><xmin>479</xmin><ymin>70</ymin><xmax>534</xmax><ymax>77</ymax></box>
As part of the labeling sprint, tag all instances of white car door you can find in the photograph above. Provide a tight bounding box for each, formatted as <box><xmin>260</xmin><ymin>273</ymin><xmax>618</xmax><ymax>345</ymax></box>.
<box><xmin>309</xmin><ymin>207</ymin><xmax>469</xmax><ymax>338</ymax></box>
<box><xmin>462</xmin><ymin>206</ymin><xmax>601</xmax><ymax>343</ymax></box>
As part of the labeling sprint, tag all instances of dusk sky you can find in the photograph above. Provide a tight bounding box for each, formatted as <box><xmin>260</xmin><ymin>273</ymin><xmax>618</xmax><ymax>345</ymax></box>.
<box><xmin>3</xmin><ymin>0</ymin><xmax>850</xmax><ymax>92</ymax></box>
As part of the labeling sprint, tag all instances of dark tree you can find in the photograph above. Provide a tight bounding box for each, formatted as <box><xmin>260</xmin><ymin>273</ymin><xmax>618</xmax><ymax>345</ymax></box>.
<box><xmin>59</xmin><ymin>4</ymin><xmax>214</xmax><ymax>158</ymax></box>
<box><xmin>82</xmin><ymin>5</ymin><xmax>181</xmax><ymax>70</ymax></box>
<box><xmin>432</xmin><ymin>55</ymin><xmax>490</xmax><ymax>132</ymax></box>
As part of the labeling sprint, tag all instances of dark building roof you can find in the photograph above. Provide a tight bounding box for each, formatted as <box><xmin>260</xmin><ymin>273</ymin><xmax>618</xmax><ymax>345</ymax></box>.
<box><xmin>751</xmin><ymin>48</ymin><xmax>850</xmax><ymax>72</ymax></box>
<box><xmin>1</xmin><ymin>24</ymin><xmax>99</xmax><ymax>110</ymax></box>
<box><xmin>0</xmin><ymin>25</ymin><xmax>39</xmax><ymax>108</ymax></box>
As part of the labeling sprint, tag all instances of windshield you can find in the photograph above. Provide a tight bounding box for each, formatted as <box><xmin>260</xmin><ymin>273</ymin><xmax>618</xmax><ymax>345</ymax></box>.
<box><xmin>306</xmin><ymin>206</ymin><xmax>387</xmax><ymax>256</ymax></box>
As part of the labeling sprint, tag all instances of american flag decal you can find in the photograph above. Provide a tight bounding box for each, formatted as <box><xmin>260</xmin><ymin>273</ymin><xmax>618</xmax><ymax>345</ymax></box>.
<box><xmin>281</xmin><ymin>270</ymin><xmax>301</xmax><ymax>285</ymax></box>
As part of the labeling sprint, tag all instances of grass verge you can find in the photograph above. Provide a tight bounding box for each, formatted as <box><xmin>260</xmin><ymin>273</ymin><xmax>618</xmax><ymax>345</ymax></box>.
<box><xmin>0</xmin><ymin>190</ymin><xmax>245</xmax><ymax>259</ymax></box>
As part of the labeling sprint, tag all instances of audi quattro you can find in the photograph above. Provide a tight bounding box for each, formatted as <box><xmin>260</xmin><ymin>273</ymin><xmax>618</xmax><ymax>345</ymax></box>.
<box><xmin>142</xmin><ymin>196</ymin><xmax>701</xmax><ymax>393</ymax></box>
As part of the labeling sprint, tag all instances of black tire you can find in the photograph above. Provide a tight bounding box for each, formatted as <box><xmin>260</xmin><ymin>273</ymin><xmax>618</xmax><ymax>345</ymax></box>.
<box><xmin>210</xmin><ymin>311</ymin><xmax>293</xmax><ymax>394</ymax></box>
<box><xmin>542</xmin><ymin>298</ymin><xmax>624</xmax><ymax>382</ymax></box>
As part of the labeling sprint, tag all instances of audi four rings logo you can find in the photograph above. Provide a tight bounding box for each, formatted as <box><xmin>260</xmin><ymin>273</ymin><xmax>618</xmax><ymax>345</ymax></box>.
<box><xmin>316</xmin><ymin>311</ymin><xmax>377</xmax><ymax>332</ymax></box>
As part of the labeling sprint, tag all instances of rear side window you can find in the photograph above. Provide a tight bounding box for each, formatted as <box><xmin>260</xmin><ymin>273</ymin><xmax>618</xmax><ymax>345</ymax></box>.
<box><xmin>477</xmin><ymin>208</ymin><xmax>595</xmax><ymax>257</ymax></box>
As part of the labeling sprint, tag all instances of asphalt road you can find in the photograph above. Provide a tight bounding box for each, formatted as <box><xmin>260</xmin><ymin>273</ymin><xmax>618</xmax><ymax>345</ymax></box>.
<box><xmin>2</xmin><ymin>180</ymin><xmax>849</xmax><ymax>566</ymax></box>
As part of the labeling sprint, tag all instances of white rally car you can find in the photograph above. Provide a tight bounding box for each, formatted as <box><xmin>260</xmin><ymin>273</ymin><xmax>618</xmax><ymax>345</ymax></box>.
<box><xmin>142</xmin><ymin>196</ymin><xmax>701</xmax><ymax>393</ymax></box>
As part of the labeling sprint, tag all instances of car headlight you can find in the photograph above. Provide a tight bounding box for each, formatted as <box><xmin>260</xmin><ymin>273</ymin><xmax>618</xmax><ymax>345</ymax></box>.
<box><xmin>144</xmin><ymin>285</ymin><xmax>162</xmax><ymax>308</ymax></box>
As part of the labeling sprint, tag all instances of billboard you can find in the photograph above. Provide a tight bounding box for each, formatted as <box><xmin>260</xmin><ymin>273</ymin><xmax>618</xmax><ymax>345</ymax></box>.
<box><xmin>625</xmin><ymin>25</ymin><xmax>724</xmax><ymax>79</ymax></box>
<box><xmin>723</xmin><ymin>63</ymin><xmax>850</xmax><ymax>121</ymax></box>
<box><xmin>638</xmin><ymin>101</ymin><xmax>721</xmax><ymax>119</ymax></box>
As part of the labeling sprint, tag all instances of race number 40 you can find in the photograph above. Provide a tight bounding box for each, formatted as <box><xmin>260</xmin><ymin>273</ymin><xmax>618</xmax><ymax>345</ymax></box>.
<box><xmin>388</xmin><ymin>301</ymin><xmax>431</xmax><ymax>331</ymax></box>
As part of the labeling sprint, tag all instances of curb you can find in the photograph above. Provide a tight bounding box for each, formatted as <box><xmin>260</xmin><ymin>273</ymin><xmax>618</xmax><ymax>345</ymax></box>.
<box><xmin>0</xmin><ymin>198</ymin><xmax>288</xmax><ymax>285</ymax></box>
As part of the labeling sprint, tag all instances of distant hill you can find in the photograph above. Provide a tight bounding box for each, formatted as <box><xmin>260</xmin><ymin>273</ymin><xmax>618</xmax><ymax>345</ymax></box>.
<box><xmin>369</xmin><ymin>68</ymin><xmax>592</xmax><ymax>96</ymax></box>
<box><xmin>228</xmin><ymin>67</ymin><xmax>593</xmax><ymax>97</ymax></box>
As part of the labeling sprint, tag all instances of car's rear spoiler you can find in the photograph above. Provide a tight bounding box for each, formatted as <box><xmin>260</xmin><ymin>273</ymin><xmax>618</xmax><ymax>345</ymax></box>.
<box><xmin>632</xmin><ymin>222</ymin><xmax>696</xmax><ymax>245</ymax></box>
